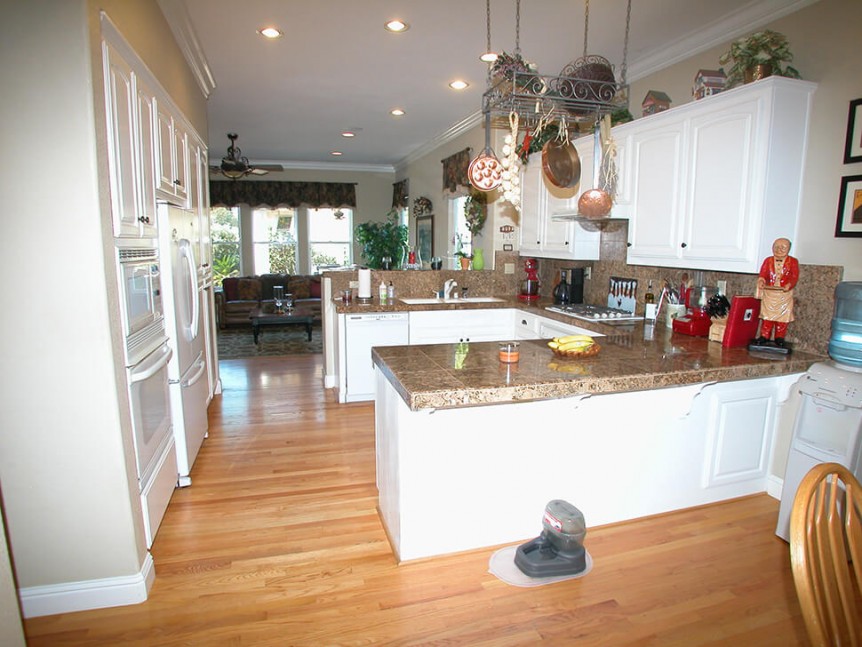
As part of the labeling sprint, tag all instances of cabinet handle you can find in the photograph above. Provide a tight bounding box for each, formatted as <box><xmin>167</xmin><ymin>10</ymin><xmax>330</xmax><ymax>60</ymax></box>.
<box><xmin>138</xmin><ymin>216</ymin><xmax>150</xmax><ymax>224</ymax></box>
<box><xmin>626</xmin><ymin>242</ymin><xmax>632</xmax><ymax>247</ymax></box>
<box><xmin>680</xmin><ymin>242</ymin><xmax>688</xmax><ymax>248</ymax></box>
<box><xmin>174</xmin><ymin>179</ymin><xmax>182</xmax><ymax>186</ymax></box>
<box><xmin>536</xmin><ymin>240</ymin><xmax>541</xmax><ymax>245</ymax></box>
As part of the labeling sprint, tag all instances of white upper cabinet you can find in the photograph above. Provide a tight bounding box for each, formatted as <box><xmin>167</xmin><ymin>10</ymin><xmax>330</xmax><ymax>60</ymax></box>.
<box><xmin>625</xmin><ymin>77</ymin><xmax>816</xmax><ymax>272</ymax></box>
<box><xmin>519</xmin><ymin>151</ymin><xmax>601</xmax><ymax>261</ymax></box>
<box><xmin>156</xmin><ymin>105</ymin><xmax>189</xmax><ymax>206</ymax></box>
<box><xmin>103</xmin><ymin>41</ymin><xmax>157</xmax><ymax>239</ymax></box>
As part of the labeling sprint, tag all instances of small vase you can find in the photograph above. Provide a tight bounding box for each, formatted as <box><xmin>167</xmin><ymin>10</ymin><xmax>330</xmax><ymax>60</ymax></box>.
<box><xmin>471</xmin><ymin>247</ymin><xmax>485</xmax><ymax>271</ymax></box>
<box><xmin>744</xmin><ymin>63</ymin><xmax>773</xmax><ymax>84</ymax></box>
<box><xmin>459</xmin><ymin>257</ymin><xmax>471</xmax><ymax>270</ymax></box>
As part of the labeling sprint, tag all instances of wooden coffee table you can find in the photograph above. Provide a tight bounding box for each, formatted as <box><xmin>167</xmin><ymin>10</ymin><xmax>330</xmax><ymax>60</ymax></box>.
<box><xmin>248</xmin><ymin>305</ymin><xmax>315</xmax><ymax>345</ymax></box>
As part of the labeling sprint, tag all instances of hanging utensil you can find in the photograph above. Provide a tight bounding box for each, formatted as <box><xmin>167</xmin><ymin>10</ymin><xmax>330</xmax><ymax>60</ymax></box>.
<box><xmin>469</xmin><ymin>111</ymin><xmax>503</xmax><ymax>192</ymax></box>
<box><xmin>541</xmin><ymin>117</ymin><xmax>581</xmax><ymax>189</ymax></box>
<box><xmin>577</xmin><ymin>118</ymin><xmax>612</xmax><ymax>218</ymax></box>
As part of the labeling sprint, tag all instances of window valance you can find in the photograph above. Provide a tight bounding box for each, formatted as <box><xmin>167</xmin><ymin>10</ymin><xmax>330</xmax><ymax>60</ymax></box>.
<box><xmin>209</xmin><ymin>181</ymin><xmax>357</xmax><ymax>209</ymax></box>
<box><xmin>392</xmin><ymin>179</ymin><xmax>409</xmax><ymax>209</ymax></box>
<box><xmin>441</xmin><ymin>147</ymin><xmax>472</xmax><ymax>195</ymax></box>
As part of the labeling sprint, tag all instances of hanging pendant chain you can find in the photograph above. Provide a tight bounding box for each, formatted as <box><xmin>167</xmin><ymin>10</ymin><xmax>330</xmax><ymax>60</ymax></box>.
<box><xmin>583</xmin><ymin>0</ymin><xmax>590</xmax><ymax>59</ymax></box>
<box><xmin>620</xmin><ymin>0</ymin><xmax>631</xmax><ymax>85</ymax></box>
<box><xmin>486</xmin><ymin>0</ymin><xmax>492</xmax><ymax>84</ymax></box>
<box><xmin>514</xmin><ymin>0</ymin><xmax>521</xmax><ymax>56</ymax></box>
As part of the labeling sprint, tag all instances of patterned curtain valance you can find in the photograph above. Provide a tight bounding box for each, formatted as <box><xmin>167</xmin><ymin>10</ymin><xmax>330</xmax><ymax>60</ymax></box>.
<box><xmin>209</xmin><ymin>181</ymin><xmax>357</xmax><ymax>209</ymax></box>
<box><xmin>441</xmin><ymin>147</ymin><xmax>472</xmax><ymax>195</ymax></box>
<box><xmin>392</xmin><ymin>179</ymin><xmax>409</xmax><ymax>209</ymax></box>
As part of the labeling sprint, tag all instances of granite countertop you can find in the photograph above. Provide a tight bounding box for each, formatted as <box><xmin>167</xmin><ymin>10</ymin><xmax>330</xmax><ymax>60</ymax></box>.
<box><xmin>371</xmin><ymin>317</ymin><xmax>825</xmax><ymax>411</ymax></box>
<box><xmin>332</xmin><ymin>295</ymin><xmax>532</xmax><ymax>315</ymax></box>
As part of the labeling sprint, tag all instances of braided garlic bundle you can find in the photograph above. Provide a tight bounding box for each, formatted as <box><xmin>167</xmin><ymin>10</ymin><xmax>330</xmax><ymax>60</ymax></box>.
<box><xmin>500</xmin><ymin>112</ymin><xmax>521</xmax><ymax>210</ymax></box>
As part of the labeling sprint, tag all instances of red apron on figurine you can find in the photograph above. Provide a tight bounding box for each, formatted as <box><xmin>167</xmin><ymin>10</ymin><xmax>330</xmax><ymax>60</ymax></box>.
<box><xmin>755</xmin><ymin>237</ymin><xmax>799</xmax><ymax>346</ymax></box>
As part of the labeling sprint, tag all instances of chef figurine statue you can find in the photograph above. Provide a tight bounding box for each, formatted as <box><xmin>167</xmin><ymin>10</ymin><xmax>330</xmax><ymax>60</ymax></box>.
<box><xmin>754</xmin><ymin>237</ymin><xmax>799</xmax><ymax>348</ymax></box>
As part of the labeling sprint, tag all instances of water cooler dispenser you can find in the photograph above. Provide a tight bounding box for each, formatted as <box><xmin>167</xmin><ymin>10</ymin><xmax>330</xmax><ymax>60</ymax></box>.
<box><xmin>775</xmin><ymin>282</ymin><xmax>862</xmax><ymax>540</ymax></box>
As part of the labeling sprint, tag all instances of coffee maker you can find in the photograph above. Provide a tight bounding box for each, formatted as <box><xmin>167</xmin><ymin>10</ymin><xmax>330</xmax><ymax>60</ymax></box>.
<box><xmin>567</xmin><ymin>268</ymin><xmax>585</xmax><ymax>305</ymax></box>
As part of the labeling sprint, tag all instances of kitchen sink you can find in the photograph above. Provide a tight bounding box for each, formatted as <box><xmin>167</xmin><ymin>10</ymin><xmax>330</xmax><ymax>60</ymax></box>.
<box><xmin>399</xmin><ymin>297</ymin><xmax>506</xmax><ymax>305</ymax></box>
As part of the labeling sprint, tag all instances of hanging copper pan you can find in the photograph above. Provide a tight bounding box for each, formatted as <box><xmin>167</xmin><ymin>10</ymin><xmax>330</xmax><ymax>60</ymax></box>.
<box><xmin>541</xmin><ymin>139</ymin><xmax>581</xmax><ymax>189</ymax></box>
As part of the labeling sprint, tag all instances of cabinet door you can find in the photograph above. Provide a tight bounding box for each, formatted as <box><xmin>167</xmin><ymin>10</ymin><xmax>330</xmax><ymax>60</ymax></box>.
<box><xmin>682</xmin><ymin>96</ymin><xmax>761</xmax><ymax>266</ymax></box>
<box><xmin>542</xmin><ymin>180</ymin><xmax>577</xmax><ymax>256</ymax></box>
<box><xmin>409</xmin><ymin>309</ymin><xmax>513</xmax><ymax>344</ymax></box>
<box><xmin>104</xmin><ymin>42</ymin><xmax>139</xmax><ymax>238</ymax></box>
<box><xmin>156</xmin><ymin>104</ymin><xmax>175</xmax><ymax>197</ymax></box>
<box><xmin>626</xmin><ymin>120</ymin><xmax>687</xmax><ymax>263</ymax></box>
<box><xmin>519</xmin><ymin>154</ymin><xmax>544</xmax><ymax>255</ymax></box>
<box><xmin>135</xmin><ymin>75</ymin><xmax>158</xmax><ymax>238</ymax></box>
<box><xmin>172</xmin><ymin>120</ymin><xmax>189</xmax><ymax>204</ymax></box>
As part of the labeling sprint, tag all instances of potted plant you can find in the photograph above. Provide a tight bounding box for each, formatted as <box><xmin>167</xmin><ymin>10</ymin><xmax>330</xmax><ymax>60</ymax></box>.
<box><xmin>354</xmin><ymin>209</ymin><xmax>408</xmax><ymax>269</ymax></box>
<box><xmin>719</xmin><ymin>30</ymin><xmax>801</xmax><ymax>88</ymax></box>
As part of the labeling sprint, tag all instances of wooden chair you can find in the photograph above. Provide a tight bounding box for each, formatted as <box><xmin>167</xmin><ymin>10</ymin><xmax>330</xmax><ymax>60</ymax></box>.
<box><xmin>790</xmin><ymin>462</ymin><xmax>862</xmax><ymax>646</ymax></box>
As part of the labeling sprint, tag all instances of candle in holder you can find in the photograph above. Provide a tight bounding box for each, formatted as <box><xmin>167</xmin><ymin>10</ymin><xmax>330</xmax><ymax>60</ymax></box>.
<box><xmin>498</xmin><ymin>341</ymin><xmax>520</xmax><ymax>363</ymax></box>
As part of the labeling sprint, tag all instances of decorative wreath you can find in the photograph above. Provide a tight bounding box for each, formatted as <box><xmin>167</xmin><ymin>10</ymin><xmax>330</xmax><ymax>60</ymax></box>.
<box><xmin>413</xmin><ymin>196</ymin><xmax>433</xmax><ymax>217</ymax></box>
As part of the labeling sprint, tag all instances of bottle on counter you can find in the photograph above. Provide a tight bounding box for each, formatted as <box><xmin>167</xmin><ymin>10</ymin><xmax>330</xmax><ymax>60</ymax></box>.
<box><xmin>379</xmin><ymin>280</ymin><xmax>388</xmax><ymax>305</ymax></box>
<box><xmin>553</xmin><ymin>270</ymin><xmax>570</xmax><ymax>305</ymax></box>
<box><xmin>387</xmin><ymin>281</ymin><xmax>395</xmax><ymax>301</ymax></box>
<box><xmin>645</xmin><ymin>280</ymin><xmax>655</xmax><ymax>304</ymax></box>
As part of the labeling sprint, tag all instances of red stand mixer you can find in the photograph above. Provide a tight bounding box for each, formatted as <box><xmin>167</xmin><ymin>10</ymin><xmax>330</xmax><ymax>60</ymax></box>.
<box><xmin>519</xmin><ymin>258</ymin><xmax>540</xmax><ymax>301</ymax></box>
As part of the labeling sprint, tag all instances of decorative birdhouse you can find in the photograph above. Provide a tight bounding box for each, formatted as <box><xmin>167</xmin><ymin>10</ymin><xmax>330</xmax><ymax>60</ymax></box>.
<box><xmin>693</xmin><ymin>69</ymin><xmax>727</xmax><ymax>100</ymax></box>
<box><xmin>642</xmin><ymin>90</ymin><xmax>672</xmax><ymax>117</ymax></box>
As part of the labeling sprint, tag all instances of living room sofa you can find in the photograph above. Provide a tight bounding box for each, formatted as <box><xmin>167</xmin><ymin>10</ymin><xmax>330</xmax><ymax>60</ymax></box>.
<box><xmin>215</xmin><ymin>273</ymin><xmax>322</xmax><ymax>328</ymax></box>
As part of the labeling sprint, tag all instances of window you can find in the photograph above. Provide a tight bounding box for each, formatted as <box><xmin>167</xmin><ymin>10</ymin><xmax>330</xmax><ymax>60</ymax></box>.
<box><xmin>450</xmin><ymin>196</ymin><xmax>472</xmax><ymax>258</ymax></box>
<box><xmin>210</xmin><ymin>206</ymin><xmax>240</xmax><ymax>287</ymax></box>
<box><xmin>252</xmin><ymin>207</ymin><xmax>297</xmax><ymax>275</ymax></box>
<box><xmin>308</xmin><ymin>208</ymin><xmax>353</xmax><ymax>272</ymax></box>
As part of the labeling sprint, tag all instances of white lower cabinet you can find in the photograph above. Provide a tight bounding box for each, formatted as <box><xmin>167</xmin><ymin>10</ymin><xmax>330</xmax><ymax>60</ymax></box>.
<box><xmin>408</xmin><ymin>309</ymin><xmax>515</xmax><ymax>344</ymax></box>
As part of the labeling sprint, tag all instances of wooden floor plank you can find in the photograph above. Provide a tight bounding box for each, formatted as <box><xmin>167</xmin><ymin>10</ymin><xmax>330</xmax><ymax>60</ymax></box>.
<box><xmin>23</xmin><ymin>354</ymin><xmax>808</xmax><ymax>645</ymax></box>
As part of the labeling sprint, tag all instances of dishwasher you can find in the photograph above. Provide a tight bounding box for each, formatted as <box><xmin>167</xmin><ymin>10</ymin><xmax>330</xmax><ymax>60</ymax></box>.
<box><xmin>341</xmin><ymin>312</ymin><xmax>409</xmax><ymax>402</ymax></box>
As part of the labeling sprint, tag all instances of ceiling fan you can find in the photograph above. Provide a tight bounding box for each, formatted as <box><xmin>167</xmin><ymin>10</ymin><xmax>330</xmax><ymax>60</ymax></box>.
<box><xmin>209</xmin><ymin>133</ymin><xmax>282</xmax><ymax>179</ymax></box>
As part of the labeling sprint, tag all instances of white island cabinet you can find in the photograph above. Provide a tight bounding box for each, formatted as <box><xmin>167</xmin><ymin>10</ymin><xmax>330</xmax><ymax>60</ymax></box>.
<box><xmin>375</xmin><ymin>370</ymin><xmax>801</xmax><ymax>562</ymax></box>
<box><xmin>625</xmin><ymin>77</ymin><xmax>816</xmax><ymax>273</ymax></box>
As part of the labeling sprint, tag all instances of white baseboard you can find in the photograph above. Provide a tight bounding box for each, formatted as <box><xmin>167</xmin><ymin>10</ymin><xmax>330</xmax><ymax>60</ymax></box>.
<box><xmin>767</xmin><ymin>474</ymin><xmax>784</xmax><ymax>500</ymax></box>
<box><xmin>324</xmin><ymin>374</ymin><xmax>336</xmax><ymax>389</ymax></box>
<box><xmin>19</xmin><ymin>553</ymin><xmax>154</xmax><ymax>618</ymax></box>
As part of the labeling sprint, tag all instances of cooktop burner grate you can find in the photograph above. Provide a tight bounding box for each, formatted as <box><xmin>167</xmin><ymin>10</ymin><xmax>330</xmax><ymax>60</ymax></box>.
<box><xmin>546</xmin><ymin>304</ymin><xmax>643</xmax><ymax>323</ymax></box>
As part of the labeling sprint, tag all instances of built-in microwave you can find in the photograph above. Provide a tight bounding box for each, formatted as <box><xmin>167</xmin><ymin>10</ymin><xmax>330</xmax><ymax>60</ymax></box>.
<box><xmin>118</xmin><ymin>247</ymin><xmax>168</xmax><ymax>365</ymax></box>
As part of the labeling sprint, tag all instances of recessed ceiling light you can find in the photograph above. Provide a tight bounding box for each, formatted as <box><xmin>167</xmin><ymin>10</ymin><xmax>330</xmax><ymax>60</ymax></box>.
<box><xmin>341</xmin><ymin>131</ymin><xmax>356</xmax><ymax>138</ymax></box>
<box><xmin>257</xmin><ymin>27</ymin><xmax>283</xmax><ymax>39</ymax></box>
<box><xmin>384</xmin><ymin>19</ymin><xmax>409</xmax><ymax>33</ymax></box>
<box><xmin>331</xmin><ymin>151</ymin><xmax>344</xmax><ymax>156</ymax></box>
<box><xmin>449</xmin><ymin>80</ymin><xmax>469</xmax><ymax>90</ymax></box>
<box><xmin>480</xmin><ymin>52</ymin><xmax>498</xmax><ymax>63</ymax></box>
<box><xmin>390</xmin><ymin>108</ymin><xmax>405</xmax><ymax>116</ymax></box>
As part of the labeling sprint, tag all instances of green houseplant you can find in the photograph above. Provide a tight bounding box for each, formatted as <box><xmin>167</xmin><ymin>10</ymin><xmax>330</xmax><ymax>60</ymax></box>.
<box><xmin>719</xmin><ymin>30</ymin><xmax>801</xmax><ymax>88</ymax></box>
<box><xmin>354</xmin><ymin>209</ymin><xmax>408</xmax><ymax>269</ymax></box>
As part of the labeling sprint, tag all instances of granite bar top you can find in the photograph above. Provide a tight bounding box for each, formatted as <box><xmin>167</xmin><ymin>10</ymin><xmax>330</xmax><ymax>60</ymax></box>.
<box><xmin>371</xmin><ymin>320</ymin><xmax>824</xmax><ymax>411</ymax></box>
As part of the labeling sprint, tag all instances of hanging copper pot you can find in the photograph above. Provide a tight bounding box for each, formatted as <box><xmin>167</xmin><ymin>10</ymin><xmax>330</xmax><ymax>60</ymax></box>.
<box><xmin>541</xmin><ymin>138</ymin><xmax>581</xmax><ymax>189</ymax></box>
<box><xmin>578</xmin><ymin>119</ymin><xmax>612</xmax><ymax>219</ymax></box>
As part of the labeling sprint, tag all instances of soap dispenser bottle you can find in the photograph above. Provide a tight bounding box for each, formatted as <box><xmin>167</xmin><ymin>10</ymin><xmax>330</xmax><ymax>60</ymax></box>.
<box><xmin>379</xmin><ymin>280</ymin><xmax>387</xmax><ymax>305</ymax></box>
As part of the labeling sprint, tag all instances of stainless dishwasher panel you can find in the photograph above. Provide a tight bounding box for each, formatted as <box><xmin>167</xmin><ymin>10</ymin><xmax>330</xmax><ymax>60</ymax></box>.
<box><xmin>343</xmin><ymin>313</ymin><xmax>409</xmax><ymax>402</ymax></box>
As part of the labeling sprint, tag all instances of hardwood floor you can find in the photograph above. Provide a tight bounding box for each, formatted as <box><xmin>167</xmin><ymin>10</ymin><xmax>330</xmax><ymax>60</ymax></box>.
<box><xmin>25</xmin><ymin>355</ymin><xmax>809</xmax><ymax>645</ymax></box>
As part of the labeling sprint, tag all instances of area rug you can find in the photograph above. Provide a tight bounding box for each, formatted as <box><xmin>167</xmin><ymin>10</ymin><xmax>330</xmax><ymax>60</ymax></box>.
<box><xmin>216</xmin><ymin>324</ymin><xmax>323</xmax><ymax>359</ymax></box>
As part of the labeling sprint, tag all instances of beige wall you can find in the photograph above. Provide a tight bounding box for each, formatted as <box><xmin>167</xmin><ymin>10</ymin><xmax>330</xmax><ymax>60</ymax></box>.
<box><xmin>629</xmin><ymin>0</ymin><xmax>862</xmax><ymax>280</ymax></box>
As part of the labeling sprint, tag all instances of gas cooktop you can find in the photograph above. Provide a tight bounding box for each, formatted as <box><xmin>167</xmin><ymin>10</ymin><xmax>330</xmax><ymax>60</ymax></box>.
<box><xmin>546</xmin><ymin>304</ymin><xmax>643</xmax><ymax>324</ymax></box>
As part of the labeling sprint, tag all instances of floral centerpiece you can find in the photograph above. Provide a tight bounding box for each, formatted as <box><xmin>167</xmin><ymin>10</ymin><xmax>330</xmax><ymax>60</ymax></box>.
<box><xmin>719</xmin><ymin>30</ymin><xmax>801</xmax><ymax>88</ymax></box>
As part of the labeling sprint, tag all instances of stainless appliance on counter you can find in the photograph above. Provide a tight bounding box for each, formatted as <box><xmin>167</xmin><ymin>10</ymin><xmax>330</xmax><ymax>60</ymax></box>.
<box><xmin>546</xmin><ymin>304</ymin><xmax>643</xmax><ymax>324</ymax></box>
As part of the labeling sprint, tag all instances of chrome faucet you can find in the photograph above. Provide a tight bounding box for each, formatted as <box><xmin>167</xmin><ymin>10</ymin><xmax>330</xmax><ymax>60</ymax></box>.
<box><xmin>443</xmin><ymin>279</ymin><xmax>458</xmax><ymax>299</ymax></box>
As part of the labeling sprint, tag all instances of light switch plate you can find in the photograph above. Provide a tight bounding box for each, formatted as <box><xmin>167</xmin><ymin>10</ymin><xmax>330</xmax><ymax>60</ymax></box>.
<box><xmin>717</xmin><ymin>280</ymin><xmax>727</xmax><ymax>295</ymax></box>
<box><xmin>504</xmin><ymin>263</ymin><xmax>515</xmax><ymax>274</ymax></box>
<box><xmin>349</xmin><ymin>280</ymin><xmax>359</xmax><ymax>288</ymax></box>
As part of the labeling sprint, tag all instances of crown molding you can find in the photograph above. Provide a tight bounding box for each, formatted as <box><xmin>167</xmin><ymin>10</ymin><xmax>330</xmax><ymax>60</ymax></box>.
<box><xmin>157</xmin><ymin>0</ymin><xmax>216</xmax><ymax>99</ymax></box>
<box><xmin>395</xmin><ymin>110</ymin><xmax>484</xmax><ymax>174</ymax></box>
<box><xmin>627</xmin><ymin>0</ymin><xmax>820</xmax><ymax>81</ymax></box>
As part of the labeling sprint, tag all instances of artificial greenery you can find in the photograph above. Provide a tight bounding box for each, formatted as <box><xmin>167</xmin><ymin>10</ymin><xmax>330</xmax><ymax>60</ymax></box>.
<box><xmin>463</xmin><ymin>190</ymin><xmax>487</xmax><ymax>238</ymax></box>
<box><xmin>354</xmin><ymin>209</ymin><xmax>409</xmax><ymax>269</ymax></box>
<box><xmin>719</xmin><ymin>30</ymin><xmax>801</xmax><ymax>88</ymax></box>
<box><xmin>490</xmin><ymin>51</ymin><xmax>534</xmax><ymax>81</ymax></box>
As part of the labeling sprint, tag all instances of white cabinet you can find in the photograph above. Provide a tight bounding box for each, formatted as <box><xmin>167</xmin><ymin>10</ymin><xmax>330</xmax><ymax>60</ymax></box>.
<box><xmin>156</xmin><ymin>104</ymin><xmax>189</xmax><ymax>206</ymax></box>
<box><xmin>626</xmin><ymin>77</ymin><xmax>816</xmax><ymax>272</ymax></box>
<box><xmin>514</xmin><ymin>312</ymin><xmax>541</xmax><ymax>339</ymax></box>
<box><xmin>338</xmin><ymin>313</ymin><xmax>410</xmax><ymax>403</ymax></box>
<box><xmin>103</xmin><ymin>41</ymin><xmax>157</xmax><ymax>239</ymax></box>
<box><xmin>409</xmin><ymin>309</ymin><xmax>514</xmax><ymax>344</ymax></box>
<box><xmin>514</xmin><ymin>311</ymin><xmax>603</xmax><ymax>339</ymax></box>
<box><xmin>519</xmin><ymin>152</ymin><xmax>601</xmax><ymax>261</ymax></box>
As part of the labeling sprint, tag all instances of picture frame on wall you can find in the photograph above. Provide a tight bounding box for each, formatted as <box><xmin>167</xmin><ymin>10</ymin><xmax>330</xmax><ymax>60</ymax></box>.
<box><xmin>844</xmin><ymin>98</ymin><xmax>862</xmax><ymax>164</ymax></box>
<box><xmin>835</xmin><ymin>174</ymin><xmax>862</xmax><ymax>238</ymax></box>
<box><xmin>416</xmin><ymin>215</ymin><xmax>434</xmax><ymax>264</ymax></box>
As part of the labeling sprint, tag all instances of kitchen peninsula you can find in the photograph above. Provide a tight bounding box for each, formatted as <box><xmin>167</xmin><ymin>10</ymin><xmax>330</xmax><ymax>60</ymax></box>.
<box><xmin>369</xmin><ymin>310</ymin><xmax>822</xmax><ymax>562</ymax></box>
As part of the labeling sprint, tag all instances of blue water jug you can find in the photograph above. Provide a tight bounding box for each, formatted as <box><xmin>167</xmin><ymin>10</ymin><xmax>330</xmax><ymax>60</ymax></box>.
<box><xmin>828</xmin><ymin>282</ymin><xmax>862</xmax><ymax>367</ymax></box>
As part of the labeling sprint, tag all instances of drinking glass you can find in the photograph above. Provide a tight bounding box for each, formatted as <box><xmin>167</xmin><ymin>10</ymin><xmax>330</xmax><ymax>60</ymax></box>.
<box><xmin>285</xmin><ymin>293</ymin><xmax>295</xmax><ymax>312</ymax></box>
<box><xmin>381</xmin><ymin>256</ymin><xmax>392</xmax><ymax>270</ymax></box>
<box><xmin>273</xmin><ymin>285</ymin><xmax>285</xmax><ymax>313</ymax></box>
<box><xmin>431</xmin><ymin>256</ymin><xmax>443</xmax><ymax>270</ymax></box>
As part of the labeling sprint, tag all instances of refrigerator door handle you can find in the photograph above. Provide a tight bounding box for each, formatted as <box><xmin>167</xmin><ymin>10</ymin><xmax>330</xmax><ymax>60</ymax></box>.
<box><xmin>129</xmin><ymin>344</ymin><xmax>173</xmax><ymax>383</ymax></box>
<box><xmin>179</xmin><ymin>239</ymin><xmax>200</xmax><ymax>340</ymax></box>
<box><xmin>181</xmin><ymin>354</ymin><xmax>207</xmax><ymax>388</ymax></box>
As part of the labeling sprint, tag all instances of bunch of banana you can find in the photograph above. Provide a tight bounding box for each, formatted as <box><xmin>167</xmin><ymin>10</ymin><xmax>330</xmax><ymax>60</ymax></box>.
<box><xmin>547</xmin><ymin>334</ymin><xmax>595</xmax><ymax>353</ymax></box>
